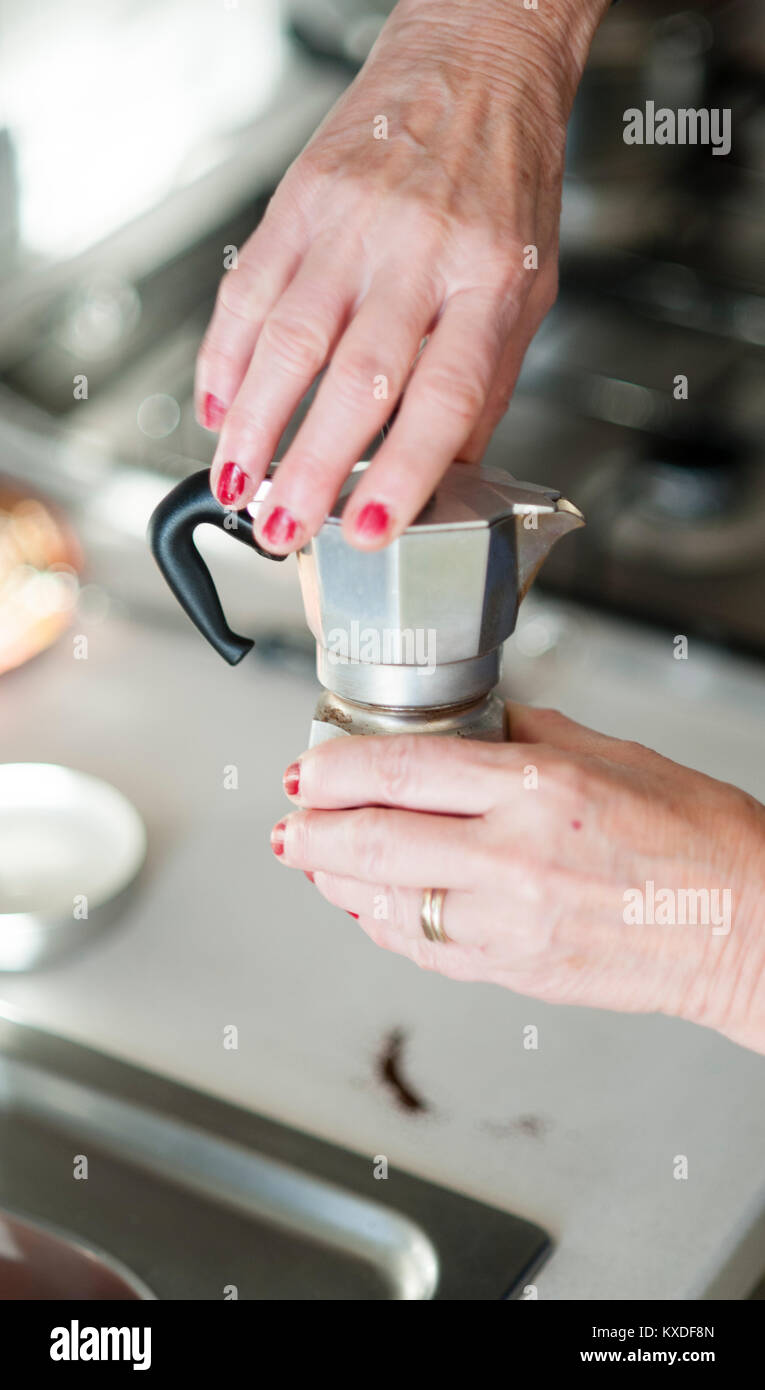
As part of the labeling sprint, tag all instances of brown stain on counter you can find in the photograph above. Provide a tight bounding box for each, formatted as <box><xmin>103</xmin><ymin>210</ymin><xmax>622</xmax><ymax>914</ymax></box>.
<box><xmin>376</xmin><ymin>1029</ymin><xmax>429</xmax><ymax>1115</ymax></box>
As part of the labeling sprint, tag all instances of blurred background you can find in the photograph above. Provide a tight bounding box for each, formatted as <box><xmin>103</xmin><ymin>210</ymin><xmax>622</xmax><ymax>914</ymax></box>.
<box><xmin>0</xmin><ymin>0</ymin><xmax>764</xmax><ymax>1304</ymax></box>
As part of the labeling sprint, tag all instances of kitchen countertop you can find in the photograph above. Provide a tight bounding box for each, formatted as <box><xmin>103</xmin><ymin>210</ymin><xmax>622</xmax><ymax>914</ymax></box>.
<box><xmin>1</xmin><ymin>558</ymin><xmax>764</xmax><ymax>1300</ymax></box>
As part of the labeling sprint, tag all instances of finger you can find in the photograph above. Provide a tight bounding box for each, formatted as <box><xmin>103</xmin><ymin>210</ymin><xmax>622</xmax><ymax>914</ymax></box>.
<box><xmin>283</xmin><ymin>734</ymin><xmax>507</xmax><ymax>815</ymax></box>
<box><xmin>339</xmin><ymin>284</ymin><xmax>525</xmax><ymax>549</ymax></box>
<box><xmin>460</xmin><ymin>267</ymin><xmax>559</xmax><ymax>462</ymax></box>
<box><xmin>459</xmin><ymin>319</ymin><xmax>535</xmax><ymax>464</ymax></box>
<box><xmin>272</xmin><ymin>807</ymin><xmax>481</xmax><ymax>888</ymax></box>
<box><xmin>311</xmin><ymin>870</ymin><xmax>477</xmax><ymax>947</ymax></box>
<box><xmin>210</xmin><ymin>238</ymin><xmax>360</xmax><ymax>522</ymax></box>
<box><xmin>194</xmin><ymin>210</ymin><xmax>306</xmax><ymax>431</ymax></box>
<box><xmin>506</xmin><ymin>702</ymin><xmax>658</xmax><ymax>767</ymax></box>
<box><xmin>312</xmin><ymin>871</ymin><xmax>559</xmax><ymax>976</ymax></box>
<box><xmin>253</xmin><ymin>272</ymin><xmax>436</xmax><ymax>545</ymax></box>
<box><xmin>312</xmin><ymin>872</ymin><xmax>500</xmax><ymax>983</ymax></box>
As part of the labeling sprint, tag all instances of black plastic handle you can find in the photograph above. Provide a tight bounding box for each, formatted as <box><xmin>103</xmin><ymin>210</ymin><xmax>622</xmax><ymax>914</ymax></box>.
<box><xmin>147</xmin><ymin>469</ymin><xmax>286</xmax><ymax>665</ymax></box>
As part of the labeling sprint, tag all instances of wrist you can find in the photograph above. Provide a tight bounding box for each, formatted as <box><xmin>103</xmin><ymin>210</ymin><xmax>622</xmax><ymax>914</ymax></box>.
<box><xmin>687</xmin><ymin>794</ymin><xmax>765</xmax><ymax>1054</ymax></box>
<box><xmin>717</xmin><ymin>879</ymin><xmax>765</xmax><ymax>1054</ymax></box>
<box><xmin>386</xmin><ymin>0</ymin><xmax>611</xmax><ymax>120</ymax></box>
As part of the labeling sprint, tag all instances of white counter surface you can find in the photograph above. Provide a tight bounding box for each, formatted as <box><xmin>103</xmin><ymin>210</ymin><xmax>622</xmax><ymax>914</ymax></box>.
<box><xmin>1</xmin><ymin>567</ymin><xmax>764</xmax><ymax>1300</ymax></box>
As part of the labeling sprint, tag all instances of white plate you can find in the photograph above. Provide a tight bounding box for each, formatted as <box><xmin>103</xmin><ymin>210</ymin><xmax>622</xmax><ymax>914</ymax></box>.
<box><xmin>0</xmin><ymin>764</ymin><xmax>146</xmax><ymax>971</ymax></box>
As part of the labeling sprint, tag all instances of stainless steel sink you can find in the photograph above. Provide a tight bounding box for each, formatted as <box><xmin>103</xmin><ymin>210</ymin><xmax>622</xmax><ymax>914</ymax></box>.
<box><xmin>0</xmin><ymin>1016</ymin><xmax>549</xmax><ymax>1300</ymax></box>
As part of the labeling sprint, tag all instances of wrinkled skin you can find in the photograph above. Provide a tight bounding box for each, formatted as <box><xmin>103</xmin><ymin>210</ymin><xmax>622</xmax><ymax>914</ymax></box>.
<box><xmin>195</xmin><ymin>0</ymin><xmax>609</xmax><ymax>551</ymax></box>
<box><xmin>273</xmin><ymin>706</ymin><xmax>765</xmax><ymax>1055</ymax></box>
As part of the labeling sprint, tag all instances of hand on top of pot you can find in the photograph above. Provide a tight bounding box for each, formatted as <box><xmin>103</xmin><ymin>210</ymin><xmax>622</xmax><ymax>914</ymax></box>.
<box><xmin>195</xmin><ymin>0</ymin><xmax>610</xmax><ymax>554</ymax></box>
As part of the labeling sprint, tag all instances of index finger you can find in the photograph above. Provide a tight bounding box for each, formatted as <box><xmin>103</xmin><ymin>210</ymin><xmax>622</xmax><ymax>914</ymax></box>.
<box><xmin>194</xmin><ymin>207</ymin><xmax>306</xmax><ymax>430</ymax></box>
<box><xmin>340</xmin><ymin>285</ymin><xmax>523</xmax><ymax>548</ymax></box>
<box><xmin>285</xmin><ymin>733</ymin><xmax>513</xmax><ymax>815</ymax></box>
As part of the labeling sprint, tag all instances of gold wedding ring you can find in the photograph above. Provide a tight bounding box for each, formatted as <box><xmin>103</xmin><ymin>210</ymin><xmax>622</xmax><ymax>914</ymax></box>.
<box><xmin>420</xmin><ymin>887</ymin><xmax>450</xmax><ymax>944</ymax></box>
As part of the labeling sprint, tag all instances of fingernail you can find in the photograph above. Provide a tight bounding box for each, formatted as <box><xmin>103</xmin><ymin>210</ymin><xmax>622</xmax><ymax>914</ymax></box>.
<box><xmin>262</xmin><ymin>506</ymin><xmax>297</xmax><ymax>548</ymax></box>
<box><xmin>202</xmin><ymin>392</ymin><xmax>226</xmax><ymax>430</ymax></box>
<box><xmin>346</xmin><ymin>911</ymin><xmax>359</xmax><ymax>920</ymax></box>
<box><xmin>354</xmin><ymin>502</ymin><xmax>390</xmax><ymax>541</ymax></box>
<box><xmin>283</xmin><ymin>762</ymin><xmax>300</xmax><ymax>797</ymax></box>
<box><xmin>216</xmin><ymin>461</ymin><xmax>246</xmax><ymax>506</ymax></box>
<box><xmin>270</xmin><ymin>821</ymin><xmax>286</xmax><ymax>857</ymax></box>
<box><xmin>304</xmin><ymin>870</ymin><xmax>315</xmax><ymax>884</ymax></box>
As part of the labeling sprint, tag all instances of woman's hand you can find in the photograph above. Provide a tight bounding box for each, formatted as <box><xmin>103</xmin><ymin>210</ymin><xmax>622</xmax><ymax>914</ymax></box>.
<box><xmin>195</xmin><ymin>0</ymin><xmax>609</xmax><ymax>554</ymax></box>
<box><xmin>272</xmin><ymin>705</ymin><xmax>765</xmax><ymax>1054</ymax></box>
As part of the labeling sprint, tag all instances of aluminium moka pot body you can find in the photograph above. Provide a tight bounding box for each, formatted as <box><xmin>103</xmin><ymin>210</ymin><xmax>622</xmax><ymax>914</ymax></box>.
<box><xmin>148</xmin><ymin>462</ymin><xmax>584</xmax><ymax>744</ymax></box>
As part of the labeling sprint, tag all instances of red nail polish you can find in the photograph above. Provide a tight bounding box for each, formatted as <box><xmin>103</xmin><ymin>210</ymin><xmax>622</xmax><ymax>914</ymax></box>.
<box><xmin>283</xmin><ymin>762</ymin><xmax>300</xmax><ymax>797</ymax></box>
<box><xmin>270</xmin><ymin>822</ymin><xmax>286</xmax><ymax>857</ymax></box>
<box><xmin>355</xmin><ymin>502</ymin><xmax>389</xmax><ymax>540</ymax></box>
<box><xmin>203</xmin><ymin>392</ymin><xmax>226</xmax><ymax>429</ymax></box>
<box><xmin>347</xmin><ymin>911</ymin><xmax>359</xmax><ymax>919</ymax></box>
<box><xmin>304</xmin><ymin>871</ymin><xmax>315</xmax><ymax>884</ymax></box>
<box><xmin>216</xmin><ymin>461</ymin><xmax>246</xmax><ymax>506</ymax></box>
<box><xmin>262</xmin><ymin>506</ymin><xmax>297</xmax><ymax>547</ymax></box>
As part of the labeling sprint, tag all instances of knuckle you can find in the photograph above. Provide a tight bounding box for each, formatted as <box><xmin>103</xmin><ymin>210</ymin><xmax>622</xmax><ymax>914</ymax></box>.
<box><xmin>271</xmin><ymin>447</ymin><xmax>327</xmax><ymax>497</ymax></box>
<box><xmin>471</xmin><ymin>826</ymin><xmax>510</xmax><ymax>886</ymax></box>
<box><xmin>624</xmin><ymin>738</ymin><xmax>648</xmax><ymax>757</ymax></box>
<box><xmin>537</xmin><ymin>267</ymin><xmax>559</xmax><ymax>316</ymax></box>
<box><xmin>484</xmin><ymin>374</ymin><xmax>515</xmax><ymax>424</ymax></box>
<box><xmin>347</xmin><ymin>807</ymin><xmax>390</xmax><ymax>881</ymax></box>
<box><xmin>313</xmin><ymin>869</ymin><xmax>342</xmax><ymax>906</ymax></box>
<box><xmin>218</xmin><ymin>402</ymin><xmax>270</xmax><ymax>443</ymax></box>
<box><xmin>533</xmin><ymin>705</ymin><xmax>568</xmax><ymax>729</ymax></box>
<box><xmin>376</xmin><ymin>736</ymin><xmax>418</xmax><ymax>805</ymax></box>
<box><xmin>292</xmin><ymin>148</ymin><xmax>344</xmax><ymax>193</ymax></box>
<box><xmin>619</xmin><ymin>738</ymin><xmax>654</xmax><ymax>764</ymax></box>
<box><xmin>261</xmin><ymin>311</ymin><xmax>330</xmax><ymax>378</ymax></box>
<box><xmin>360</xmin><ymin>919</ymin><xmax>387</xmax><ymax>950</ymax></box>
<box><xmin>409</xmin><ymin>940</ymin><xmax>443</xmax><ymax>974</ymax></box>
<box><xmin>545</xmin><ymin>263</ymin><xmax>560</xmax><ymax>297</ymax></box>
<box><xmin>547</xmin><ymin>755</ymin><xmax>588</xmax><ymax>799</ymax></box>
<box><xmin>198</xmin><ymin>326</ymin><xmax>240</xmax><ymax>373</ymax></box>
<box><xmin>417</xmin><ymin>364</ymin><xmax>486</xmax><ymax>422</ymax></box>
<box><xmin>485</xmin><ymin>244</ymin><xmax>527</xmax><ymax>295</ymax></box>
<box><xmin>412</xmin><ymin>203</ymin><xmax>451</xmax><ymax>255</ymax></box>
<box><xmin>299</xmin><ymin>746</ymin><xmax>328</xmax><ymax>803</ymax></box>
<box><xmin>388</xmin><ymin>884</ymin><xmax>411</xmax><ymax>928</ymax></box>
<box><xmin>457</xmin><ymin>229</ymin><xmax>526</xmax><ymax>294</ymax></box>
<box><xmin>288</xmin><ymin>811</ymin><xmax>316</xmax><ymax>862</ymax></box>
<box><xmin>216</xmin><ymin>271</ymin><xmax>253</xmax><ymax>325</ymax></box>
<box><xmin>329</xmin><ymin>351</ymin><xmax>390</xmax><ymax>412</ymax></box>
